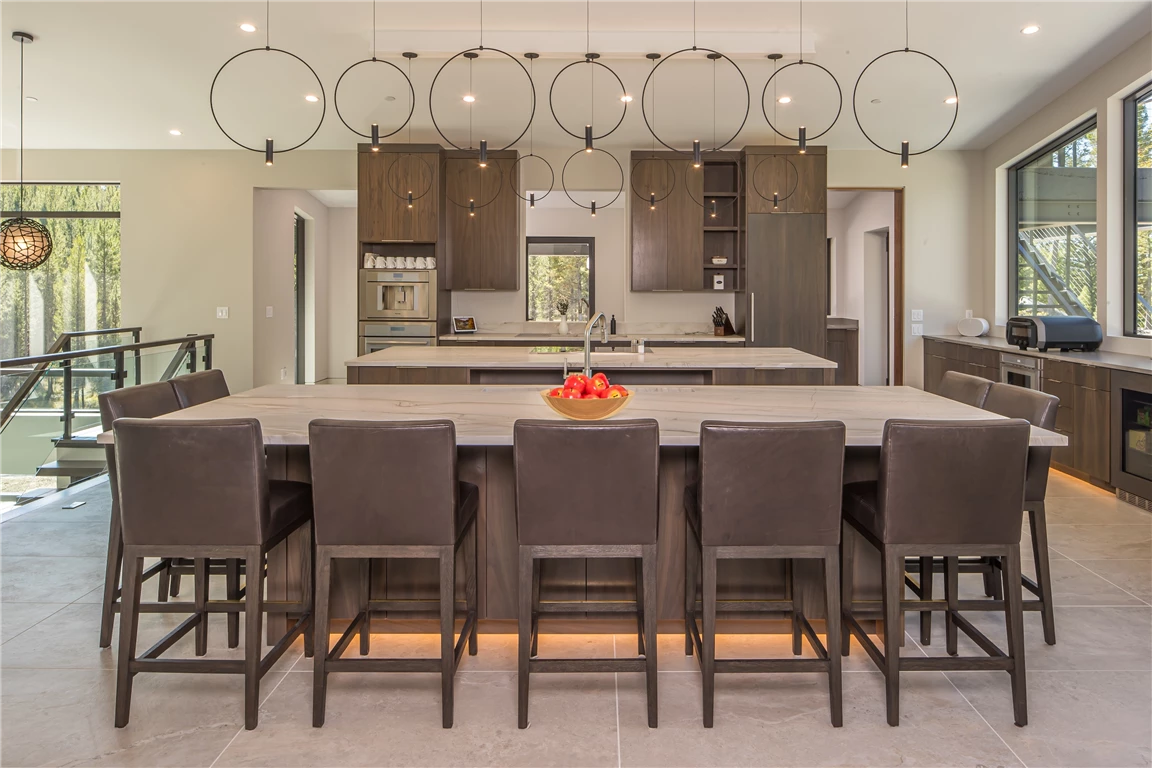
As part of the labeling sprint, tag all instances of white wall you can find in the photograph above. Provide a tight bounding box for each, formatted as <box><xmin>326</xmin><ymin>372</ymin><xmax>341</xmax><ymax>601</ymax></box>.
<box><xmin>326</xmin><ymin>207</ymin><xmax>359</xmax><ymax>380</ymax></box>
<box><xmin>982</xmin><ymin>32</ymin><xmax>1152</xmax><ymax>358</ymax></box>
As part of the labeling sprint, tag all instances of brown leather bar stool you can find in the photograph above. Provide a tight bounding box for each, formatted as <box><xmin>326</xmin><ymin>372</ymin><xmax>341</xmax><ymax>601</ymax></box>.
<box><xmin>905</xmin><ymin>370</ymin><xmax>994</xmax><ymax>642</ymax></box>
<box><xmin>513</xmin><ymin>419</ymin><xmax>659</xmax><ymax>729</ymax></box>
<box><xmin>841</xmin><ymin>419</ymin><xmax>1031</xmax><ymax>727</ymax></box>
<box><xmin>97</xmin><ymin>382</ymin><xmax>183</xmax><ymax>648</ymax></box>
<box><xmin>169</xmin><ymin>368</ymin><xmax>240</xmax><ymax>641</ymax></box>
<box><xmin>112</xmin><ymin>417</ymin><xmax>313</xmax><ymax>730</ymax></box>
<box><xmin>308</xmin><ymin>419</ymin><xmax>478</xmax><ymax>729</ymax></box>
<box><xmin>684</xmin><ymin>421</ymin><xmax>846</xmax><ymax>728</ymax></box>
<box><xmin>976</xmin><ymin>383</ymin><xmax>1060</xmax><ymax>644</ymax></box>
<box><xmin>170</xmin><ymin>369</ymin><xmax>229</xmax><ymax>408</ymax></box>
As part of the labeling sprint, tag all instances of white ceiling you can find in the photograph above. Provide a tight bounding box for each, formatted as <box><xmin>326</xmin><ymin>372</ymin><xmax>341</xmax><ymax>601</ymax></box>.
<box><xmin>1</xmin><ymin>1</ymin><xmax>1149</xmax><ymax>153</ymax></box>
<box><xmin>308</xmin><ymin>189</ymin><xmax>357</xmax><ymax>207</ymax></box>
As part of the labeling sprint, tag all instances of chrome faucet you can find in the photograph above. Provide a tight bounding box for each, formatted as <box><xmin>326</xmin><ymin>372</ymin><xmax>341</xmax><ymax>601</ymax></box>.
<box><xmin>583</xmin><ymin>312</ymin><xmax>607</xmax><ymax>378</ymax></box>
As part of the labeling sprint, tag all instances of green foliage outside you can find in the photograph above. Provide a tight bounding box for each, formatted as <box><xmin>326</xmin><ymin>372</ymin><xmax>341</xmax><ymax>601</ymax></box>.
<box><xmin>1136</xmin><ymin>96</ymin><xmax>1152</xmax><ymax>336</ymax></box>
<box><xmin>527</xmin><ymin>254</ymin><xmax>590</xmax><ymax>322</ymax></box>
<box><xmin>1</xmin><ymin>184</ymin><xmax>121</xmax><ymax>410</ymax></box>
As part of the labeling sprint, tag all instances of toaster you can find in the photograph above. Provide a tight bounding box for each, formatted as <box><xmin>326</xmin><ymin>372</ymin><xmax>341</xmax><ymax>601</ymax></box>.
<box><xmin>1005</xmin><ymin>316</ymin><xmax>1102</xmax><ymax>352</ymax></box>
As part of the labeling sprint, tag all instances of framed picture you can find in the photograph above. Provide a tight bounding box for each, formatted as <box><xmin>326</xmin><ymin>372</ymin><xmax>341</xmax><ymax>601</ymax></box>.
<box><xmin>453</xmin><ymin>316</ymin><xmax>478</xmax><ymax>333</ymax></box>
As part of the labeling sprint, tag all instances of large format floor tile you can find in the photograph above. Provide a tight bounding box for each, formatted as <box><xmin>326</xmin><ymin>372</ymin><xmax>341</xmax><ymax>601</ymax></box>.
<box><xmin>0</xmin><ymin>555</ymin><xmax>106</xmax><ymax>603</ymax></box>
<box><xmin>1044</xmin><ymin>524</ymin><xmax>1152</xmax><ymax>561</ymax></box>
<box><xmin>0</xmin><ymin>602</ymin><xmax>69</xmax><ymax>644</ymax></box>
<box><xmin>1074</xmin><ymin>559</ymin><xmax>1152</xmax><ymax>601</ymax></box>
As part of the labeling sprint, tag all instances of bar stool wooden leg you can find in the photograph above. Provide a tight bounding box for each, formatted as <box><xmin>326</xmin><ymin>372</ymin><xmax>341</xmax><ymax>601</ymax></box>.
<box><xmin>226</xmin><ymin>558</ymin><xmax>241</xmax><ymax>649</ymax></box>
<box><xmin>358</xmin><ymin>559</ymin><xmax>371</xmax><ymax>655</ymax></box>
<box><xmin>642</xmin><ymin>543</ymin><xmax>658</xmax><ymax>728</ymax></box>
<box><xmin>300</xmin><ymin>524</ymin><xmax>314</xmax><ymax>659</ymax></box>
<box><xmin>684</xmin><ymin>521</ymin><xmax>698</xmax><ymax>657</ymax></box>
<box><xmin>1003</xmin><ymin>546</ymin><xmax>1028</xmax><ymax>727</ymax></box>
<box><xmin>517</xmin><ymin>547</ymin><xmax>533</xmax><ymax>730</ymax></box>
<box><xmin>981</xmin><ymin>558</ymin><xmax>997</xmax><ymax>597</ymax></box>
<box><xmin>635</xmin><ymin>557</ymin><xmax>646</xmax><ymax>656</ymax></box>
<box><xmin>530</xmin><ymin>559</ymin><xmax>541</xmax><ymax>658</ymax></box>
<box><xmin>1029</xmin><ymin>503</ymin><xmax>1056</xmax><ymax>645</ymax></box>
<box><xmin>157</xmin><ymin>559</ymin><xmax>171</xmax><ymax>602</ymax></box>
<box><xmin>169</xmin><ymin>565</ymin><xmax>181</xmax><ymax>598</ymax></box>
<box><xmin>194</xmin><ymin>558</ymin><xmax>208</xmax><ymax>656</ymax></box>
<box><xmin>99</xmin><ymin>509</ymin><xmax>124</xmax><ymax>649</ymax></box>
<box><xmin>243</xmin><ymin>548</ymin><xmax>264</xmax><ymax>731</ymax></box>
<box><xmin>823</xmin><ymin>548</ymin><xmax>843</xmax><ymax>727</ymax></box>
<box><xmin>466</xmin><ymin>523</ymin><xmax>479</xmax><ymax>656</ymax></box>
<box><xmin>882</xmin><ymin>547</ymin><xmax>903</xmax><ymax>727</ymax></box>
<box><xmin>945</xmin><ymin>556</ymin><xmax>959</xmax><ymax>656</ymax></box>
<box><xmin>113</xmin><ymin>553</ymin><xmax>143</xmax><ymax>728</ymax></box>
<box><xmin>918</xmin><ymin>556</ymin><xmax>933</xmax><ymax>644</ymax></box>
<box><xmin>439</xmin><ymin>545</ymin><xmax>456</xmax><ymax>729</ymax></box>
<box><xmin>840</xmin><ymin>530</ymin><xmax>855</xmax><ymax>657</ymax></box>
<box><xmin>701</xmin><ymin>546</ymin><xmax>718</xmax><ymax>728</ymax></box>
<box><xmin>312</xmin><ymin>549</ymin><xmax>332</xmax><ymax>728</ymax></box>
<box><xmin>787</xmin><ymin>559</ymin><xmax>802</xmax><ymax>655</ymax></box>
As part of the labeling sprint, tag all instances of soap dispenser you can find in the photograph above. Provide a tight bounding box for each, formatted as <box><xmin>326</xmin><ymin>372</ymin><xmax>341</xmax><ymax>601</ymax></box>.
<box><xmin>609</xmin><ymin>314</ymin><xmax>617</xmax><ymax>335</ymax></box>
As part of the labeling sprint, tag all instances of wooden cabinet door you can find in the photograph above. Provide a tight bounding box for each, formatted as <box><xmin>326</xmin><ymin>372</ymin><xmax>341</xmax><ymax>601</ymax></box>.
<box><xmin>630</xmin><ymin>158</ymin><xmax>670</xmax><ymax>290</ymax></box>
<box><xmin>359</xmin><ymin>151</ymin><xmax>440</xmax><ymax>243</ymax></box>
<box><xmin>745</xmin><ymin>213</ymin><xmax>827</xmax><ymax>354</ymax></box>
<box><xmin>1074</xmin><ymin>386</ymin><xmax>1110</xmax><ymax>481</ymax></box>
<box><xmin>924</xmin><ymin>352</ymin><xmax>947</xmax><ymax>394</ymax></box>
<box><xmin>745</xmin><ymin>152</ymin><xmax>827</xmax><ymax>214</ymax></box>
<box><xmin>358</xmin><ymin>152</ymin><xmax>388</xmax><ymax>242</ymax></box>
<box><xmin>630</xmin><ymin>157</ymin><xmax>702</xmax><ymax>291</ymax></box>
<box><xmin>444</xmin><ymin>156</ymin><xmax>517</xmax><ymax>290</ymax></box>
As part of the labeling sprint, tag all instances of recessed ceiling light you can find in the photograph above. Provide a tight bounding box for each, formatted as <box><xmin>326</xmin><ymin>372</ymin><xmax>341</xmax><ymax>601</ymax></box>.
<box><xmin>944</xmin><ymin>96</ymin><xmax>958</xmax><ymax>105</ymax></box>
<box><xmin>463</xmin><ymin>94</ymin><xmax>476</xmax><ymax>103</ymax></box>
<box><xmin>384</xmin><ymin>95</ymin><xmax>396</xmax><ymax>102</ymax></box>
<box><xmin>169</xmin><ymin>129</ymin><xmax>182</xmax><ymax>136</ymax></box>
<box><xmin>240</xmin><ymin>23</ymin><xmax>256</xmax><ymax>32</ymax></box>
<box><xmin>24</xmin><ymin>95</ymin><xmax>37</xmax><ymax>103</ymax></box>
<box><xmin>1021</xmin><ymin>25</ymin><xmax>1039</xmax><ymax>35</ymax></box>
<box><xmin>871</xmin><ymin>98</ymin><xmax>882</xmax><ymax>104</ymax></box>
<box><xmin>778</xmin><ymin>96</ymin><xmax>792</xmax><ymax>104</ymax></box>
<box><xmin>620</xmin><ymin>94</ymin><xmax>633</xmax><ymax>103</ymax></box>
<box><xmin>304</xmin><ymin>94</ymin><xmax>319</xmax><ymax>103</ymax></box>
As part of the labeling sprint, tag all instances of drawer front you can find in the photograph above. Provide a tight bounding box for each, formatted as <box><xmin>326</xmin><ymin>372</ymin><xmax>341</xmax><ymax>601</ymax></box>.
<box><xmin>1076</xmin><ymin>365</ymin><xmax>1110</xmax><ymax>391</ymax></box>
<box><xmin>1052</xmin><ymin>430</ymin><xmax>1076</xmax><ymax>468</ymax></box>
<box><xmin>924</xmin><ymin>339</ymin><xmax>949</xmax><ymax>359</ymax></box>
<box><xmin>1044</xmin><ymin>359</ymin><xmax>1077</xmax><ymax>383</ymax></box>
<box><xmin>1054</xmin><ymin>405</ymin><xmax>1075</xmax><ymax>433</ymax></box>
<box><xmin>1042</xmin><ymin>378</ymin><xmax>1075</xmax><ymax>405</ymax></box>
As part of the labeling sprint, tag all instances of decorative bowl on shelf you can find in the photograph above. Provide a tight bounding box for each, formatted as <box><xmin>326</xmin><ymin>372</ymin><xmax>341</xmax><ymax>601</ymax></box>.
<box><xmin>540</xmin><ymin>390</ymin><xmax>633</xmax><ymax>421</ymax></box>
<box><xmin>710</xmin><ymin>257</ymin><xmax>728</xmax><ymax>265</ymax></box>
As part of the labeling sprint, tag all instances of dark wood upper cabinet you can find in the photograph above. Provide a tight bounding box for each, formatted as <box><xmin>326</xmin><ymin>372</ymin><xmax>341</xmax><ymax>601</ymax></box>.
<box><xmin>745</xmin><ymin>147</ymin><xmax>827</xmax><ymax>215</ymax></box>
<box><xmin>443</xmin><ymin>152</ymin><xmax>519</xmax><ymax>291</ymax></box>
<box><xmin>744</xmin><ymin>213</ymin><xmax>828</xmax><ymax>354</ymax></box>
<box><xmin>357</xmin><ymin>147</ymin><xmax>439</xmax><ymax>243</ymax></box>
<box><xmin>630</xmin><ymin>153</ymin><xmax>705</xmax><ymax>291</ymax></box>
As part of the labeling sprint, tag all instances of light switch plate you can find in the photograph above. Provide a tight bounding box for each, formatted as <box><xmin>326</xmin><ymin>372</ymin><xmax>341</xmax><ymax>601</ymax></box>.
<box><xmin>266</xmin><ymin>306</ymin><xmax>274</xmax><ymax>318</ymax></box>
<box><xmin>911</xmin><ymin>323</ymin><xmax>924</xmax><ymax>336</ymax></box>
<box><xmin>216</xmin><ymin>307</ymin><xmax>229</xmax><ymax>319</ymax></box>
<box><xmin>910</xmin><ymin>309</ymin><xmax>924</xmax><ymax>322</ymax></box>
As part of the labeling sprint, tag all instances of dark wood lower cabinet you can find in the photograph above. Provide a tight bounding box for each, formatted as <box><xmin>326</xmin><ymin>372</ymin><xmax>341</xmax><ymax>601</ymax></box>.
<box><xmin>348</xmin><ymin>366</ymin><xmax>832</xmax><ymax>386</ymax></box>
<box><xmin>825</xmin><ymin>328</ymin><xmax>859</xmax><ymax>386</ymax></box>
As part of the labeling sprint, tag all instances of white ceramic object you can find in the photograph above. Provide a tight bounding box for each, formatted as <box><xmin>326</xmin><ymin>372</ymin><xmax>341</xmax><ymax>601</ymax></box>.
<box><xmin>364</xmin><ymin>253</ymin><xmax>375</xmax><ymax>269</ymax></box>
<box><xmin>957</xmin><ymin>317</ymin><xmax>990</xmax><ymax>337</ymax></box>
<box><xmin>405</xmin><ymin>256</ymin><xmax>417</xmax><ymax>268</ymax></box>
<box><xmin>557</xmin><ymin>318</ymin><xmax>569</xmax><ymax>335</ymax></box>
<box><xmin>377</xmin><ymin>256</ymin><xmax>389</xmax><ymax>268</ymax></box>
<box><xmin>427</xmin><ymin>257</ymin><xmax>436</xmax><ymax>269</ymax></box>
<box><xmin>415</xmin><ymin>257</ymin><xmax>427</xmax><ymax>269</ymax></box>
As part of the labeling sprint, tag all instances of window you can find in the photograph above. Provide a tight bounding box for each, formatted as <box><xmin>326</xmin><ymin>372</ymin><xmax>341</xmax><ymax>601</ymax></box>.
<box><xmin>526</xmin><ymin>237</ymin><xmax>594</xmax><ymax>322</ymax></box>
<box><xmin>1009</xmin><ymin>121</ymin><xmax>1097</xmax><ymax>319</ymax></box>
<box><xmin>1126</xmin><ymin>82</ymin><xmax>1152</xmax><ymax>337</ymax></box>
<box><xmin>0</xmin><ymin>184</ymin><xmax>121</xmax><ymax>359</ymax></box>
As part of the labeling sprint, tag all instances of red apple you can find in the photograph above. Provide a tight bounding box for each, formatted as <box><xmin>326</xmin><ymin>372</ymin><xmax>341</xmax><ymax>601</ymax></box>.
<box><xmin>585</xmin><ymin>376</ymin><xmax>609</xmax><ymax>395</ymax></box>
<box><xmin>559</xmin><ymin>388</ymin><xmax>582</xmax><ymax>399</ymax></box>
<box><xmin>563</xmin><ymin>374</ymin><xmax>588</xmax><ymax>394</ymax></box>
<box><xmin>604</xmin><ymin>385</ymin><xmax>628</xmax><ymax>399</ymax></box>
<box><xmin>547</xmin><ymin>387</ymin><xmax>564</xmax><ymax>398</ymax></box>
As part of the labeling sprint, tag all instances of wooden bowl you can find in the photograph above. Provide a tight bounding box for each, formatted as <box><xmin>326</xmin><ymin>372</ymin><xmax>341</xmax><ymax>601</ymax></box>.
<box><xmin>540</xmin><ymin>390</ymin><xmax>633</xmax><ymax>421</ymax></box>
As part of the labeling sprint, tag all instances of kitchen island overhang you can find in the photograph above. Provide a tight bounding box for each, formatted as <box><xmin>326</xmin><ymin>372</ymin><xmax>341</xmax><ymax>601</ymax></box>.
<box><xmin>98</xmin><ymin>385</ymin><xmax>1065</xmax><ymax>638</ymax></box>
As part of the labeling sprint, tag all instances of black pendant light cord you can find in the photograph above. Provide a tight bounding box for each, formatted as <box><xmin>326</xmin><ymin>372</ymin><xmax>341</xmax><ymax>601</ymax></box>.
<box><xmin>17</xmin><ymin>36</ymin><xmax>24</xmax><ymax>212</ymax></box>
<box><xmin>587</xmin><ymin>0</ymin><xmax>593</xmax><ymax>131</ymax></box>
<box><xmin>372</xmin><ymin>0</ymin><xmax>376</xmax><ymax>60</ymax></box>
<box><xmin>905</xmin><ymin>0</ymin><xmax>910</xmax><ymax>50</ymax></box>
<box><xmin>265</xmin><ymin>0</ymin><xmax>270</xmax><ymax>50</ymax></box>
<box><xmin>799</xmin><ymin>0</ymin><xmax>803</xmax><ymax>63</ymax></box>
<box><xmin>692</xmin><ymin>0</ymin><xmax>697</xmax><ymax>49</ymax></box>
<box><xmin>479</xmin><ymin>0</ymin><xmax>484</xmax><ymax>49</ymax></box>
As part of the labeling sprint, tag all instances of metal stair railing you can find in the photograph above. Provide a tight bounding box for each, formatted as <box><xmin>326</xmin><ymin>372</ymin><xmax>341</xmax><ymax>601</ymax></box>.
<box><xmin>1016</xmin><ymin>225</ymin><xmax>1094</xmax><ymax>317</ymax></box>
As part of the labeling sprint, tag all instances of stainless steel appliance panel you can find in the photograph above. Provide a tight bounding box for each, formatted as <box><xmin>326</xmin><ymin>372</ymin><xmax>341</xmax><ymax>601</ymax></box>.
<box><xmin>1000</xmin><ymin>352</ymin><xmax>1042</xmax><ymax>391</ymax></box>
<box><xmin>359</xmin><ymin>270</ymin><xmax>436</xmax><ymax>321</ymax></box>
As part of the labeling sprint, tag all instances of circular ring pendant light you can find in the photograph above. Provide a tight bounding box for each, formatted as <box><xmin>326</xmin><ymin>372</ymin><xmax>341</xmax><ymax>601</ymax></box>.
<box><xmin>631</xmin><ymin>53</ymin><xmax>677</xmax><ymax>209</ymax></box>
<box><xmin>750</xmin><ymin>54</ymin><xmax>799</xmax><ymax>210</ymax></box>
<box><xmin>334</xmin><ymin>1</ymin><xmax>414</xmax><ymax>143</ymax></box>
<box><xmin>2</xmin><ymin>32</ymin><xmax>53</xmax><ymax>271</ymax></box>
<box><xmin>548</xmin><ymin>1</ymin><xmax>627</xmax><ymax>144</ymax></box>
<box><xmin>562</xmin><ymin>148</ymin><xmax>623</xmax><ymax>217</ymax></box>
<box><xmin>209</xmin><ymin>1</ymin><xmax>326</xmax><ymax>165</ymax></box>
<box><xmin>510</xmin><ymin>53</ymin><xmax>555</xmax><ymax>208</ymax></box>
<box><xmin>445</xmin><ymin>159</ymin><xmax>506</xmax><ymax>212</ymax></box>
<box><xmin>640</xmin><ymin>2</ymin><xmax>750</xmax><ymax>156</ymax></box>
<box><xmin>428</xmin><ymin>1</ymin><xmax>535</xmax><ymax>153</ymax></box>
<box><xmin>761</xmin><ymin>0</ymin><xmax>843</xmax><ymax>149</ymax></box>
<box><xmin>386</xmin><ymin>53</ymin><xmax>435</xmax><ymax>207</ymax></box>
<box><xmin>852</xmin><ymin>0</ymin><xmax>958</xmax><ymax>167</ymax></box>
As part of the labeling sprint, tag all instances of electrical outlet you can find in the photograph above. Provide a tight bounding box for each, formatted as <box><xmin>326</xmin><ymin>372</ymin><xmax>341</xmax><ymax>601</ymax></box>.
<box><xmin>911</xmin><ymin>323</ymin><xmax>924</xmax><ymax>336</ymax></box>
<box><xmin>216</xmin><ymin>306</ymin><xmax>229</xmax><ymax>319</ymax></box>
<box><xmin>280</xmin><ymin>367</ymin><xmax>287</xmax><ymax>380</ymax></box>
<box><xmin>910</xmin><ymin>309</ymin><xmax>924</xmax><ymax>322</ymax></box>
<box><xmin>266</xmin><ymin>306</ymin><xmax>274</xmax><ymax>318</ymax></box>
<box><xmin>965</xmin><ymin>309</ymin><xmax>974</xmax><ymax>319</ymax></box>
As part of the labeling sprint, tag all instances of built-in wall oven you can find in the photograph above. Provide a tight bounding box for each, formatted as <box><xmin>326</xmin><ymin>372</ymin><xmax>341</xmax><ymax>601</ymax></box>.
<box><xmin>360</xmin><ymin>270</ymin><xmax>436</xmax><ymax>321</ymax></box>
<box><xmin>1000</xmin><ymin>352</ymin><xmax>1042</xmax><ymax>390</ymax></box>
<box><xmin>359</xmin><ymin>322</ymin><xmax>437</xmax><ymax>355</ymax></box>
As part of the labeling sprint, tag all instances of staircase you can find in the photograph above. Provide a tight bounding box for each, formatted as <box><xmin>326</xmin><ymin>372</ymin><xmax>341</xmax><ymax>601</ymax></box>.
<box><xmin>1016</xmin><ymin>225</ymin><xmax>1095</xmax><ymax>317</ymax></box>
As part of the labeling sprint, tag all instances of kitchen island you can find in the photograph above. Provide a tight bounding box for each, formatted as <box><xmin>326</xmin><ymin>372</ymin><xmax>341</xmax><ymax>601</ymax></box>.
<box><xmin>346</xmin><ymin>345</ymin><xmax>838</xmax><ymax>386</ymax></box>
<box><xmin>102</xmin><ymin>384</ymin><xmax>1065</xmax><ymax>638</ymax></box>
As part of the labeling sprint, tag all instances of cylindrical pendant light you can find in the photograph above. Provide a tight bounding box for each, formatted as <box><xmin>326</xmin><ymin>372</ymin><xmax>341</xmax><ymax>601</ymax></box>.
<box><xmin>901</xmin><ymin>140</ymin><xmax>910</xmax><ymax>168</ymax></box>
<box><xmin>692</xmin><ymin>139</ymin><xmax>702</xmax><ymax>168</ymax></box>
<box><xmin>710</xmin><ymin>200</ymin><xmax>717</xmax><ymax>219</ymax></box>
<box><xmin>469</xmin><ymin>198</ymin><xmax>476</xmax><ymax>216</ymax></box>
<box><xmin>529</xmin><ymin>193</ymin><xmax>536</xmax><ymax>208</ymax></box>
<box><xmin>649</xmin><ymin>193</ymin><xmax>656</xmax><ymax>210</ymax></box>
<box><xmin>479</xmin><ymin>139</ymin><xmax>488</xmax><ymax>168</ymax></box>
<box><xmin>591</xmin><ymin>200</ymin><xmax>597</xmax><ymax>217</ymax></box>
<box><xmin>798</xmin><ymin>126</ymin><xmax>807</xmax><ymax>154</ymax></box>
<box><xmin>773</xmin><ymin>191</ymin><xmax>779</xmax><ymax>209</ymax></box>
<box><xmin>371</xmin><ymin>123</ymin><xmax>380</xmax><ymax>151</ymax></box>
<box><xmin>584</xmin><ymin>125</ymin><xmax>594</xmax><ymax>153</ymax></box>
<box><xmin>265</xmin><ymin>138</ymin><xmax>274</xmax><ymax>166</ymax></box>
<box><xmin>407</xmin><ymin>192</ymin><xmax>413</xmax><ymax>208</ymax></box>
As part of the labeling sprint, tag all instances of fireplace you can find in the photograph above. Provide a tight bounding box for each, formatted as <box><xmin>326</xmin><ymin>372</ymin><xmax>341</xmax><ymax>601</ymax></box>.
<box><xmin>1112</xmin><ymin>370</ymin><xmax>1152</xmax><ymax>508</ymax></box>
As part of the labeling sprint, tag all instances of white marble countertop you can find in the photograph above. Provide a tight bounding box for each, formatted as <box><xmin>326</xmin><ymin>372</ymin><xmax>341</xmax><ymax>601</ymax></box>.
<box><xmin>440</xmin><ymin>332</ymin><xmax>746</xmax><ymax>343</ymax></box>
<box><xmin>98</xmin><ymin>384</ymin><xmax>1066</xmax><ymax>447</ymax></box>
<box><xmin>347</xmin><ymin>346</ymin><xmax>834</xmax><ymax>370</ymax></box>
<box><xmin>926</xmin><ymin>334</ymin><xmax>1152</xmax><ymax>375</ymax></box>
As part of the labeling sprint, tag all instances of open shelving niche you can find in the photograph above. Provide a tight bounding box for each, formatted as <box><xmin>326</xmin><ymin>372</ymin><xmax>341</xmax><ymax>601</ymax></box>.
<box><xmin>701</xmin><ymin>158</ymin><xmax>742</xmax><ymax>292</ymax></box>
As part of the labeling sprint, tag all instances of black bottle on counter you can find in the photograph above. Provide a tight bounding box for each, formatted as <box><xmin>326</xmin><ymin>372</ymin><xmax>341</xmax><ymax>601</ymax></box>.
<box><xmin>609</xmin><ymin>314</ymin><xmax>617</xmax><ymax>335</ymax></box>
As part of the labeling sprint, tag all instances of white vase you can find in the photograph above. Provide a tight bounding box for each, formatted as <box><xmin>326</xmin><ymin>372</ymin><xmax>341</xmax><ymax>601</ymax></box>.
<box><xmin>557</xmin><ymin>317</ymin><xmax>569</xmax><ymax>335</ymax></box>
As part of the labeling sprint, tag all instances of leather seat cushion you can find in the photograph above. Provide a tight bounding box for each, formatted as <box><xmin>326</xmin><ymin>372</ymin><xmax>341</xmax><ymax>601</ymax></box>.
<box><xmin>267</xmin><ymin>480</ymin><xmax>313</xmax><ymax>543</ymax></box>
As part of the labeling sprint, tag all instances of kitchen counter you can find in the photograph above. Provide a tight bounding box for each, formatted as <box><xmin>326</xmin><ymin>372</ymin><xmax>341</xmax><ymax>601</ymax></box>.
<box><xmin>925</xmin><ymin>334</ymin><xmax>1152</xmax><ymax>375</ymax></box>
<box><xmin>439</xmin><ymin>332</ymin><xmax>745</xmax><ymax>343</ymax></box>
<box><xmin>348</xmin><ymin>346</ymin><xmax>830</xmax><ymax>370</ymax></box>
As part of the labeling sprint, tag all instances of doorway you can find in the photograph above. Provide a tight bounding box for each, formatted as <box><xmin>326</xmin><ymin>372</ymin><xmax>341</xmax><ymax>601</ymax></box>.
<box><xmin>827</xmin><ymin>188</ymin><xmax>905</xmax><ymax>385</ymax></box>
<box><xmin>294</xmin><ymin>212</ymin><xmax>306</xmax><ymax>385</ymax></box>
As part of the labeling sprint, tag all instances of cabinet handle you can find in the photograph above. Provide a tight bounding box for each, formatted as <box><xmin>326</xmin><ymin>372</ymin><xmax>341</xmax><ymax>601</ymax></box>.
<box><xmin>379</xmin><ymin>239</ymin><xmax>415</xmax><ymax>243</ymax></box>
<box><xmin>463</xmin><ymin>288</ymin><xmax>496</xmax><ymax>291</ymax></box>
<box><xmin>750</xmin><ymin>292</ymin><xmax>755</xmax><ymax>344</ymax></box>
<box><xmin>652</xmin><ymin>289</ymin><xmax>683</xmax><ymax>292</ymax></box>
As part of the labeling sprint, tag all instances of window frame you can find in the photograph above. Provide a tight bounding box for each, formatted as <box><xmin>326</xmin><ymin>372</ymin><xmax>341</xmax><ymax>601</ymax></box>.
<box><xmin>524</xmin><ymin>235</ymin><xmax>596</xmax><ymax>323</ymax></box>
<box><xmin>1124</xmin><ymin>81</ymin><xmax>1152</xmax><ymax>337</ymax></box>
<box><xmin>1007</xmin><ymin>116</ymin><xmax>1098</xmax><ymax>320</ymax></box>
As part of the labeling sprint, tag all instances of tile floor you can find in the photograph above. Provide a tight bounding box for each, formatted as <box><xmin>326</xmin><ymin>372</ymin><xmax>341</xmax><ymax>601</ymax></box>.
<box><xmin>1</xmin><ymin>471</ymin><xmax>1149</xmax><ymax>767</ymax></box>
